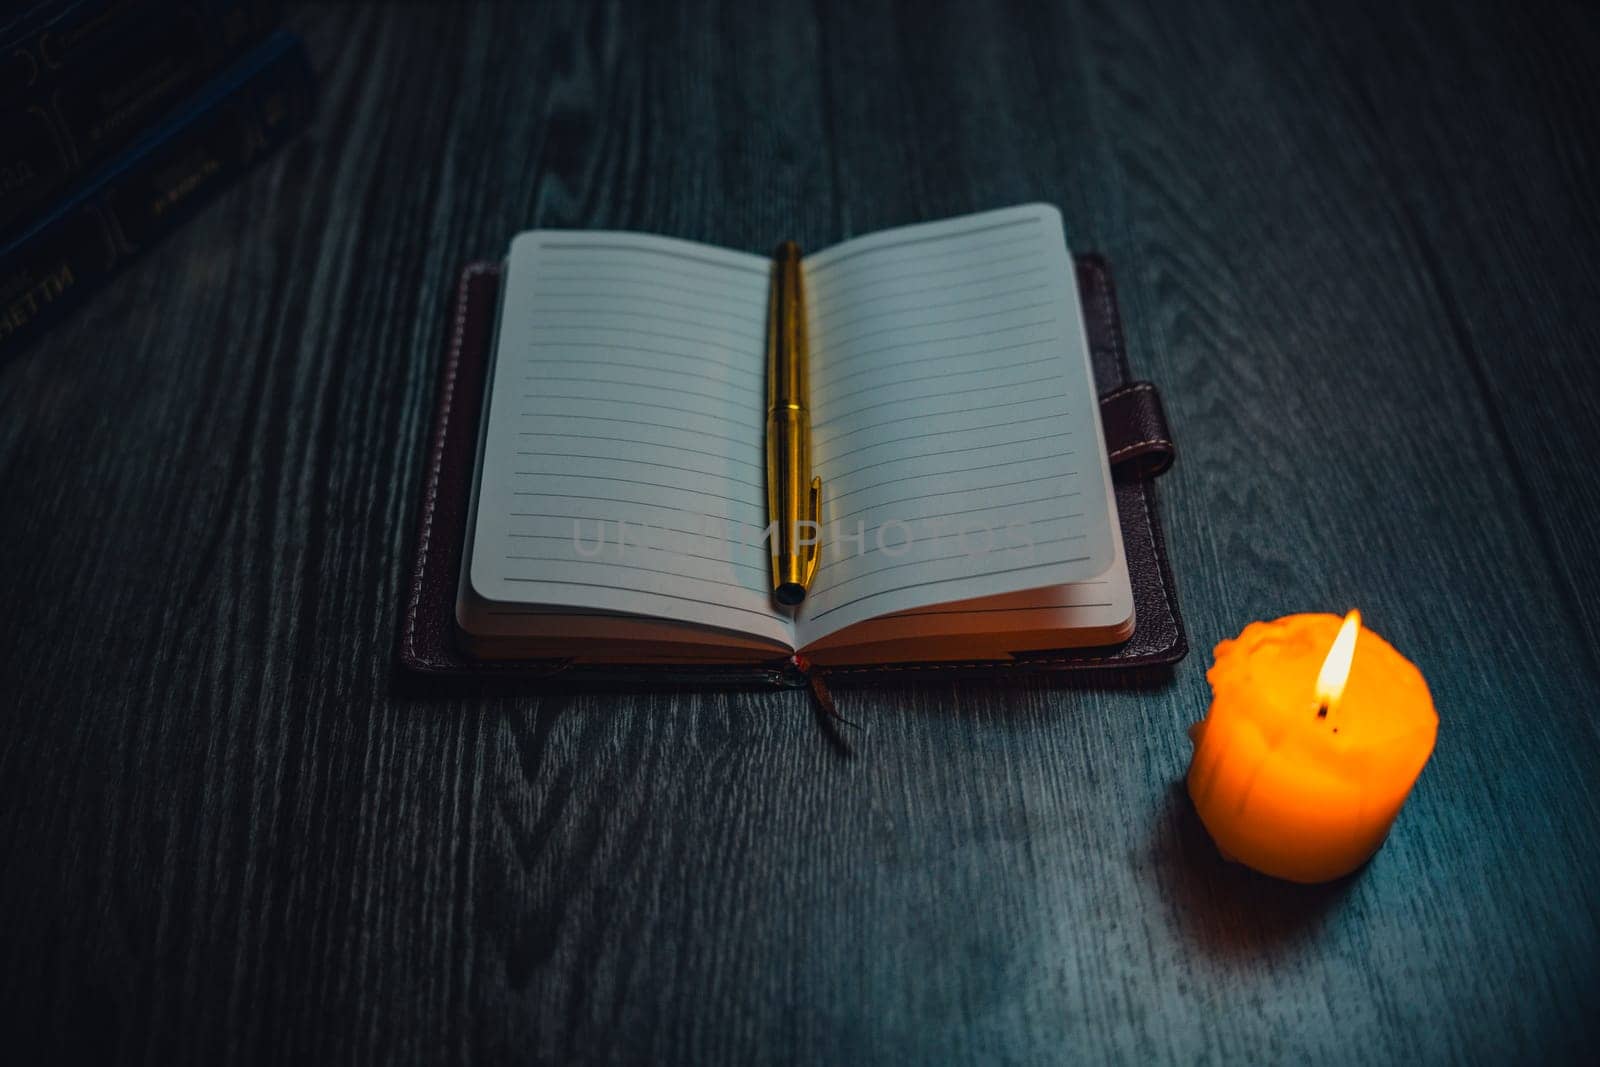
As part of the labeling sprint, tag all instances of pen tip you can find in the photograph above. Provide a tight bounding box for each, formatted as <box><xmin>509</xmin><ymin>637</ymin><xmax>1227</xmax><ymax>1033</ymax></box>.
<box><xmin>775</xmin><ymin>583</ymin><xmax>807</xmax><ymax>606</ymax></box>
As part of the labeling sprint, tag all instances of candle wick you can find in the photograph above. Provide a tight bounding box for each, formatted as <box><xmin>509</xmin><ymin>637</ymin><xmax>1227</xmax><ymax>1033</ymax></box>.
<box><xmin>1317</xmin><ymin>703</ymin><xmax>1329</xmax><ymax>719</ymax></box>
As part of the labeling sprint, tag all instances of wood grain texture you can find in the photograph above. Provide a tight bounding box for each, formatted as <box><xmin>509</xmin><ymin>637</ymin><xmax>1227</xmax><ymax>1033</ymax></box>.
<box><xmin>2</xmin><ymin>1</ymin><xmax>1597</xmax><ymax>1063</ymax></box>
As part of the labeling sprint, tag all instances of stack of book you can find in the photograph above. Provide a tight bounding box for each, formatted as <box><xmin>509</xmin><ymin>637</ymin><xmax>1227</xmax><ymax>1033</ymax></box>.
<box><xmin>0</xmin><ymin>0</ymin><xmax>315</xmax><ymax>354</ymax></box>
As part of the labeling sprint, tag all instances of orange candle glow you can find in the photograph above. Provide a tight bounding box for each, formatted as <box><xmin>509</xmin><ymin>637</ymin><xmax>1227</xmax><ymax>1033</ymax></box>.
<box><xmin>1187</xmin><ymin>611</ymin><xmax>1438</xmax><ymax>883</ymax></box>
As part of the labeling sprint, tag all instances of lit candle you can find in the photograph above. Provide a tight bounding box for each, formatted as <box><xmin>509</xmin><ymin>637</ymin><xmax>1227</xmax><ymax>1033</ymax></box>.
<box><xmin>1186</xmin><ymin>611</ymin><xmax>1437</xmax><ymax>883</ymax></box>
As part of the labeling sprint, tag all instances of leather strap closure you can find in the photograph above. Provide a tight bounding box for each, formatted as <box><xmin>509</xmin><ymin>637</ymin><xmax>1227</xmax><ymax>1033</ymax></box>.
<box><xmin>1098</xmin><ymin>381</ymin><xmax>1174</xmax><ymax>479</ymax></box>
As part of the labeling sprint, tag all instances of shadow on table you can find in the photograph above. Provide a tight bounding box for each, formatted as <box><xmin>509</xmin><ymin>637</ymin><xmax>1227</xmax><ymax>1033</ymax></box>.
<box><xmin>1150</xmin><ymin>780</ymin><xmax>1360</xmax><ymax>960</ymax></box>
<box><xmin>387</xmin><ymin>662</ymin><xmax>1183</xmax><ymax>760</ymax></box>
<box><xmin>388</xmin><ymin>663</ymin><xmax>1180</xmax><ymax>700</ymax></box>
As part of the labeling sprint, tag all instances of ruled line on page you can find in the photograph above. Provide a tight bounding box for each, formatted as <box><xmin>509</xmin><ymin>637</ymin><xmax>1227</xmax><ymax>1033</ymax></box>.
<box><xmin>517</xmin><ymin>415</ymin><xmax>757</xmax><ymax>452</ymax></box>
<box><xmin>509</xmin><ymin>498</ymin><xmax>764</xmax><ymax>530</ymax></box>
<box><xmin>836</xmin><ymin>494</ymin><xmax>1082</xmax><ymax>530</ymax></box>
<box><xmin>533</xmin><ymin>236</ymin><xmax>768</xmax><ymax>280</ymax></box>
<box><xmin>508</xmin><ymin>550</ymin><xmax>764</xmax><ymax>585</ymax></box>
<box><xmin>527</xmin><ymin>291</ymin><xmax>766</xmax><ymax>328</ymax></box>
<box><xmin>531</xmin><ymin>303</ymin><xmax>761</xmax><ymax>342</ymax></box>
<box><xmin>821</xmin><ymin>411</ymin><xmax>1070</xmax><ymax>466</ymax></box>
<box><xmin>810</xmin><ymin>249</ymin><xmax>1048</xmax><ymax>308</ymax></box>
<box><xmin>820</xmin><ymin>355</ymin><xmax>1057</xmax><ymax>408</ymax></box>
<box><xmin>512</xmin><ymin>453</ymin><xmax>764</xmax><ymax>491</ymax></box>
<box><xmin>527</xmin><ymin>340</ymin><xmax>756</xmax><ymax>378</ymax></box>
<box><xmin>507</xmin><ymin>504</ymin><xmax>766</xmax><ymax>550</ymax></box>
<box><xmin>493</xmin><ymin>544</ymin><xmax>783</xmax><ymax>618</ymax></box>
<box><xmin>811</xmin><ymin>249</ymin><xmax>1049</xmax><ymax>306</ymax></box>
<box><xmin>813</xmin><ymin>335</ymin><xmax>1060</xmax><ymax>395</ymax></box>
<box><xmin>524</xmin><ymin>305</ymin><xmax>767</xmax><ymax>341</ymax></box>
<box><xmin>815</xmin><ymin>397</ymin><xmax>1067</xmax><ymax>452</ymax></box>
<box><xmin>538</xmin><ymin>240</ymin><xmax>770</xmax><ymax>277</ymax></box>
<box><xmin>814</xmin><ymin>516</ymin><xmax>1085</xmax><ymax>578</ymax></box>
<box><xmin>509</xmin><ymin>494</ymin><xmax>756</xmax><ymax>526</ymax></box>
<box><xmin>497</xmin><ymin>577</ymin><xmax>779</xmax><ymax>624</ymax></box>
<box><xmin>811</xmin><ymin>264</ymin><xmax>1053</xmax><ymax>328</ymax></box>
<box><xmin>826</xmin><ymin>435</ymin><xmax>1074</xmax><ymax>481</ymax></box>
<box><xmin>508</xmin><ymin>534</ymin><xmax>768</xmax><ymax>574</ymax></box>
<box><xmin>508</xmin><ymin>513</ymin><xmax>765</xmax><ymax>541</ymax></box>
<box><xmin>514</xmin><ymin>435</ymin><xmax>762</xmax><ymax>472</ymax></box>
<box><xmin>526</xmin><ymin>302</ymin><xmax>763</xmax><ymax>340</ymax></box>
<box><xmin>807</xmin><ymin>215</ymin><xmax>1039</xmax><ymax>273</ymax></box>
<box><xmin>528</xmin><ymin>323</ymin><xmax>760</xmax><ymax>360</ymax></box>
<box><xmin>826</xmin><ymin>453</ymin><xmax>1062</xmax><ymax>503</ymax></box>
<box><xmin>892</xmin><ymin>600</ymin><xmax>1114</xmax><ymax>618</ymax></box>
<box><xmin>814</xmin><ymin>297</ymin><xmax>1055</xmax><ymax>352</ymax></box>
<box><xmin>825</xmin><ymin>483</ymin><xmax>1081</xmax><ymax>537</ymax></box>
<box><xmin>520</xmin><ymin>396</ymin><xmax>762</xmax><ymax>437</ymax></box>
<box><xmin>814</xmin><ymin>318</ymin><xmax>1058</xmax><ymax>372</ymax></box>
<box><xmin>512</xmin><ymin>476</ymin><xmax>763</xmax><ymax>516</ymax></box>
<box><xmin>523</xmin><ymin>357</ymin><xmax>759</xmax><ymax>386</ymax></box>
<box><xmin>511</xmin><ymin>539</ymin><xmax>769</xmax><ymax>575</ymax></box>
<box><xmin>817</xmin><ymin>374</ymin><xmax>1061</xmax><ymax>429</ymax></box>
<box><xmin>814</xmin><ymin>281</ymin><xmax>1050</xmax><ymax>336</ymax></box>
<box><xmin>533</xmin><ymin>276</ymin><xmax>762</xmax><ymax>313</ymax></box>
<box><xmin>523</xmin><ymin>376</ymin><xmax>750</xmax><ymax>410</ymax></box>
<box><xmin>536</xmin><ymin>250</ymin><xmax>767</xmax><ymax>276</ymax></box>
<box><xmin>827</xmin><ymin>478</ymin><xmax>1080</xmax><ymax>525</ymax></box>
<box><xmin>814</xmin><ymin>534</ymin><xmax>1086</xmax><ymax>592</ymax></box>
<box><xmin>806</xmin><ymin>555</ymin><xmax>1094</xmax><ymax>623</ymax></box>
<box><xmin>809</xmin><ymin>227</ymin><xmax>1039</xmax><ymax>282</ymax></box>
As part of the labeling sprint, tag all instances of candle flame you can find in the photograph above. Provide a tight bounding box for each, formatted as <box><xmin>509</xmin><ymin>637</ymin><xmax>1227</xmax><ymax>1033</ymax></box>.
<box><xmin>1315</xmin><ymin>610</ymin><xmax>1361</xmax><ymax>710</ymax></box>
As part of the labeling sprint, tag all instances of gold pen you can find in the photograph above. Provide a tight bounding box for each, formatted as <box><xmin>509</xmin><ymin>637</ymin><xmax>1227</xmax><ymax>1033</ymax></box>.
<box><xmin>765</xmin><ymin>240</ymin><xmax>822</xmax><ymax>606</ymax></box>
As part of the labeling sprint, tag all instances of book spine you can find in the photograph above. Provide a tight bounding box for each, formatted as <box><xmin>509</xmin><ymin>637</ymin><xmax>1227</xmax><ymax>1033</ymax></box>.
<box><xmin>0</xmin><ymin>0</ymin><xmax>284</xmax><ymax>235</ymax></box>
<box><xmin>0</xmin><ymin>31</ymin><xmax>312</xmax><ymax>355</ymax></box>
<box><xmin>0</xmin><ymin>105</ymin><xmax>75</xmax><ymax>232</ymax></box>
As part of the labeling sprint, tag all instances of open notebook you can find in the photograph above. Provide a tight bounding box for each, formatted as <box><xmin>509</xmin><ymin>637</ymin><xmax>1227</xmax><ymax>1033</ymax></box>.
<box><xmin>457</xmin><ymin>204</ymin><xmax>1133</xmax><ymax>666</ymax></box>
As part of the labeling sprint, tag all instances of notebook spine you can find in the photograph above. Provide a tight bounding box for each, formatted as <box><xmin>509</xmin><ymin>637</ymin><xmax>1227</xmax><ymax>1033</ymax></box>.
<box><xmin>0</xmin><ymin>29</ymin><xmax>312</xmax><ymax>355</ymax></box>
<box><xmin>0</xmin><ymin>0</ymin><xmax>284</xmax><ymax>235</ymax></box>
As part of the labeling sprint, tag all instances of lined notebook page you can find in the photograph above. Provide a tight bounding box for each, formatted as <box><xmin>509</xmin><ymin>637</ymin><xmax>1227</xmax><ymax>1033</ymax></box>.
<box><xmin>465</xmin><ymin>231</ymin><xmax>794</xmax><ymax>649</ymax></box>
<box><xmin>795</xmin><ymin>204</ymin><xmax>1116</xmax><ymax>644</ymax></box>
<box><xmin>802</xmin><ymin>515</ymin><xmax>1133</xmax><ymax>659</ymax></box>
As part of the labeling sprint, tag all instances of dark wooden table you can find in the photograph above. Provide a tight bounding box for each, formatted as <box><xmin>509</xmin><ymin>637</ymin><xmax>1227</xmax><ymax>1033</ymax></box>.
<box><xmin>3</xmin><ymin>2</ymin><xmax>1598</xmax><ymax>1063</ymax></box>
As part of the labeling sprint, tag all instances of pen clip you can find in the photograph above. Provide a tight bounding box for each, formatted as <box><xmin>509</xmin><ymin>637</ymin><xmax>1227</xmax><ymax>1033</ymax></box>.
<box><xmin>804</xmin><ymin>475</ymin><xmax>823</xmax><ymax>588</ymax></box>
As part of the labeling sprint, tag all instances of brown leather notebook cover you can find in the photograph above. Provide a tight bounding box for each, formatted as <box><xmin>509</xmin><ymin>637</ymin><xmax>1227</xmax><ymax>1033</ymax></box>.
<box><xmin>400</xmin><ymin>255</ymin><xmax>1185</xmax><ymax>687</ymax></box>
